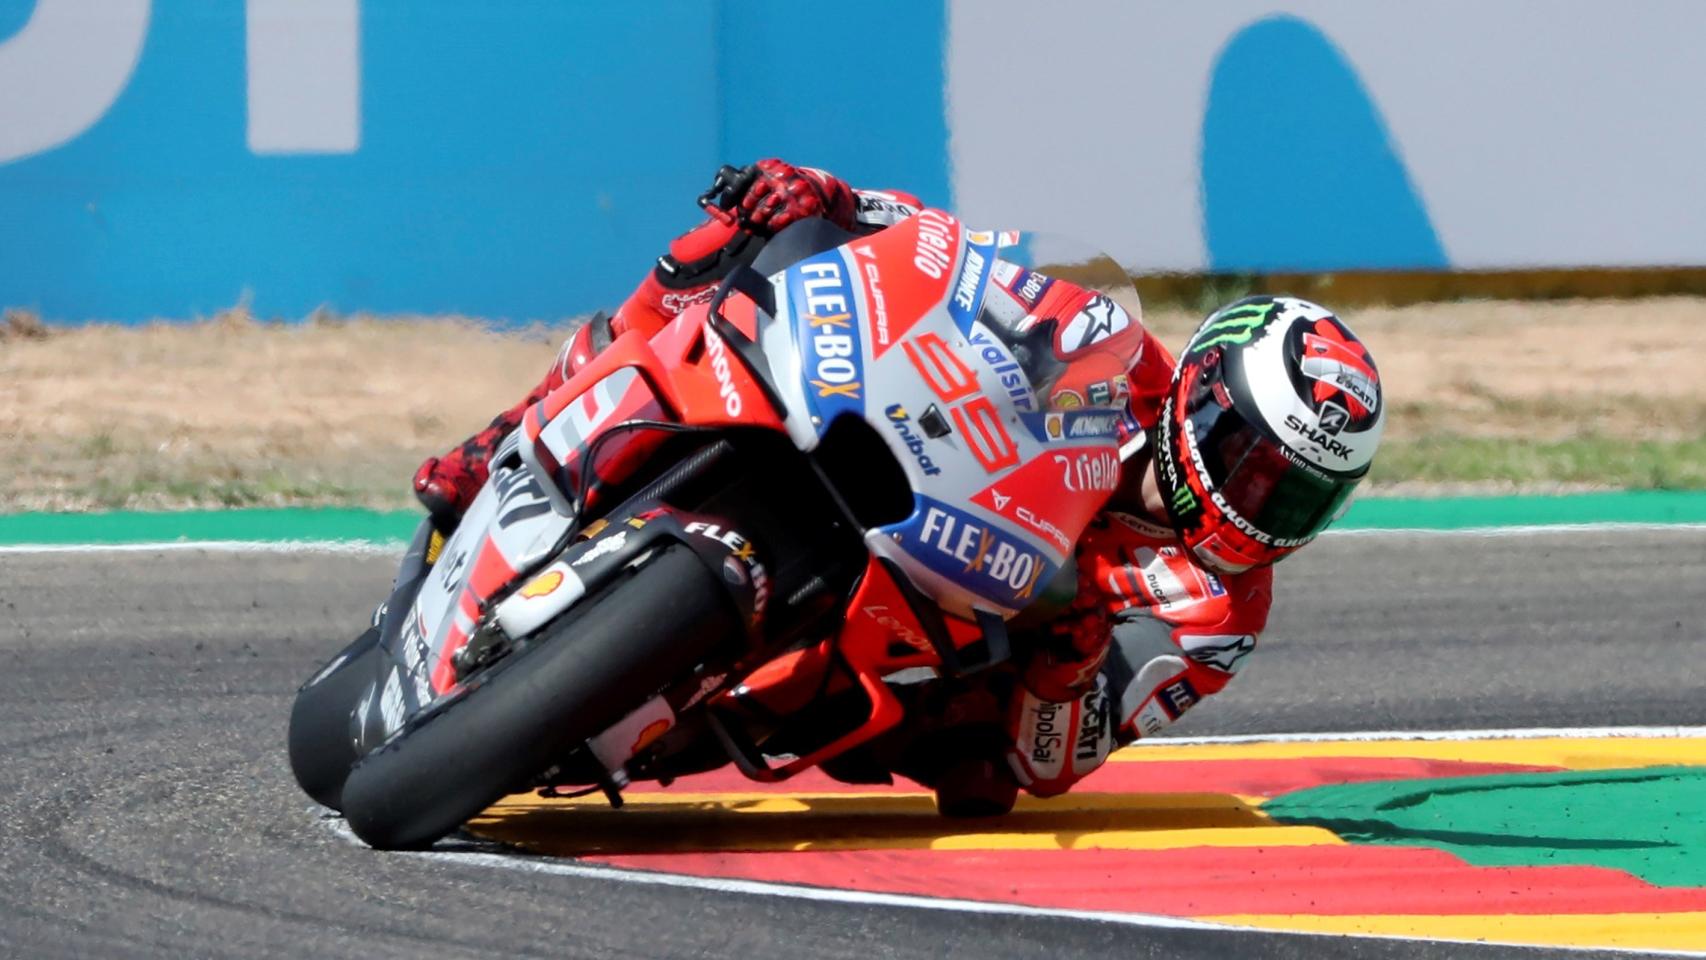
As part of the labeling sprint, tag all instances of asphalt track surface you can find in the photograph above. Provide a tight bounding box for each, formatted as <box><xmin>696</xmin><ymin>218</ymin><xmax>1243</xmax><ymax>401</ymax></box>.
<box><xmin>2</xmin><ymin>528</ymin><xmax>1703</xmax><ymax>959</ymax></box>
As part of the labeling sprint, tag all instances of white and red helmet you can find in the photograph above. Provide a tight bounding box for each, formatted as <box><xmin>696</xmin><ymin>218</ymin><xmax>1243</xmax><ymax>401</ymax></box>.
<box><xmin>1152</xmin><ymin>296</ymin><xmax>1384</xmax><ymax>575</ymax></box>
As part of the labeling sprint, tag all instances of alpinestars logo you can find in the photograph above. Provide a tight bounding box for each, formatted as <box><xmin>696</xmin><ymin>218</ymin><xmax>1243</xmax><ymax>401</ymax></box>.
<box><xmin>1300</xmin><ymin>319</ymin><xmax>1379</xmax><ymax>418</ymax></box>
<box><xmin>660</xmin><ymin>287</ymin><xmax>716</xmax><ymax>314</ymax></box>
<box><xmin>1181</xmin><ymin>633</ymin><xmax>1257</xmax><ymax>674</ymax></box>
<box><xmin>1059</xmin><ymin>294</ymin><xmax>1129</xmax><ymax>353</ymax></box>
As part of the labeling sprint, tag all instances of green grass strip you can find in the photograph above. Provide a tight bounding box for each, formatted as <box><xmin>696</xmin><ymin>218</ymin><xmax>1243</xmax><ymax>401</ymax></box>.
<box><xmin>1339</xmin><ymin>490</ymin><xmax>1706</xmax><ymax>530</ymax></box>
<box><xmin>0</xmin><ymin>508</ymin><xmax>418</xmax><ymax>546</ymax></box>
<box><xmin>1264</xmin><ymin>765</ymin><xmax>1706</xmax><ymax>888</ymax></box>
<box><xmin>2</xmin><ymin>491</ymin><xmax>1706</xmax><ymax>546</ymax></box>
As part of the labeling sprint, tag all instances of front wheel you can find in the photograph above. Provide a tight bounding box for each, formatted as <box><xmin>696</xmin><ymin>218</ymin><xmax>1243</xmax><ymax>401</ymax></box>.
<box><xmin>339</xmin><ymin>544</ymin><xmax>741</xmax><ymax>850</ymax></box>
<box><xmin>287</xmin><ymin>625</ymin><xmax>383</xmax><ymax>811</ymax></box>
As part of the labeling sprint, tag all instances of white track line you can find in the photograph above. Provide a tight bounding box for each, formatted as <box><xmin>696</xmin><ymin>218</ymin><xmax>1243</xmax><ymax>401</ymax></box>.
<box><xmin>325</xmin><ymin>816</ymin><xmax>1219</xmax><ymax>927</ymax></box>
<box><xmin>317</xmin><ymin>725</ymin><xmax>1706</xmax><ymax>958</ymax></box>
<box><xmin>0</xmin><ymin>539</ymin><xmax>403</xmax><ymax>556</ymax></box>
<box><xmin>320</xmin><ymin>820</ymin><xmax>1704</xmax><ymax>959</ymax></box>
<box><xmin>1324</xmin><ymin>521</ymin><xmax>1706</xmax><ymax>537</ymax></box>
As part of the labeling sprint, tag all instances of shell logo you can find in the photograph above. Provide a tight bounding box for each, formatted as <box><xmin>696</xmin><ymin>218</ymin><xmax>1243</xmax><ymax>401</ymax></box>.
<box><xmin>630</xmin><ymin>718</ymin><xmax>673</xmax><ymax>754</ymax></box>
<box><xmin>519</xmin><ymin>570</ymin><xmax>564</xmax><ymax>599</ymax></box>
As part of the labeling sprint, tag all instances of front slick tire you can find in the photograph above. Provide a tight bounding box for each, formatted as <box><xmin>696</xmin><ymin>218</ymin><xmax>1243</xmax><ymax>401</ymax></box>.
<box><xmin>339</xmin><ymin>544</ymin><xmax>739</xmax><ymax>850</ymax></box>
<box><xmin>287</xmin><ymin>625</ymin><xmax>383</xmax><ymax>812</ymax></box>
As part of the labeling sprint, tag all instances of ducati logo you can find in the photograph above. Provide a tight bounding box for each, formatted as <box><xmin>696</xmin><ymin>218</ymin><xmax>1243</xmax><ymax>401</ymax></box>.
<box><xmin>1300</xmin><ymin>320</ymin><xmax>1379</xmax><ymax>418</ymax></box>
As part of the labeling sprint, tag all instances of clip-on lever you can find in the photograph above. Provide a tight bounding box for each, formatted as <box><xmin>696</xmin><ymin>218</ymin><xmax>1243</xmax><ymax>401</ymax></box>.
<box><xmin>696</xmin><ymin>164</ymin><xmax>753</xmax><ymax>226</ymax></box>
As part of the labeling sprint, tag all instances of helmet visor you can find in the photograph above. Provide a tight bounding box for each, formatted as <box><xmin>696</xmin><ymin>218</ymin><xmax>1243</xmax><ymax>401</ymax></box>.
<box><xmin>1182</xmin><ymin>375</ymin><xmax>1359</xmax><ymax>543</ymax></box>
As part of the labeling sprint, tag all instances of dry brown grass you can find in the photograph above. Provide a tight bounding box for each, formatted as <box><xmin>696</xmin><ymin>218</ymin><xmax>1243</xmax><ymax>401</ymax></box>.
<box><xmin>2</xmin><ymin>297</ymin><xmax>1703</xmax><ymax>510</ymax></box>
<box><xmin>1134</xmin><ymin>295</ymin><xmax>1706</xmax><ymax>443</ymax></box>
<box><xmin>1</xmin><ymin>308</ymin><xmax>49</xmax><ymax>342</ymax></box>
<box><xmin>1</xmin><ymin>310</ymin><xmax>570</xmax><ymax>510</ymax></box>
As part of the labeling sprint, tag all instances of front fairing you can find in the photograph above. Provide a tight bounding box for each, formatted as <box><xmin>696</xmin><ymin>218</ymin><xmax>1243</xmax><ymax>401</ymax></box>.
<box><xmin>756</xmin><ymin>211</ymin><xmax>1138</xmax><ymax>618</ymax></box>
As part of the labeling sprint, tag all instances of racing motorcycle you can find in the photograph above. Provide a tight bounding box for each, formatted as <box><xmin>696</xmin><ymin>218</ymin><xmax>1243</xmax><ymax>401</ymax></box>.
<box><xmin>287</xmin><ymin>204</ymin><xmax>1141</xmax><ymax>850</ymax></box>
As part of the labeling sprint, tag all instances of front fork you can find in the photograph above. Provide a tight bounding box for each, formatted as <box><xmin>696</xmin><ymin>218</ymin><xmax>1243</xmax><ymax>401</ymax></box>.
<box><xmin>484</xmin><ymin>498</ymin><xmax>779</xmax><ymax>791</ymax></box>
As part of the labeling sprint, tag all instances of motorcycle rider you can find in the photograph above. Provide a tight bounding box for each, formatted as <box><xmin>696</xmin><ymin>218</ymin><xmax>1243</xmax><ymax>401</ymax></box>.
<box><xmin>413</xmin><ymin>158</ymin><xmax>1385</xmax><ymax>814</ymax></box>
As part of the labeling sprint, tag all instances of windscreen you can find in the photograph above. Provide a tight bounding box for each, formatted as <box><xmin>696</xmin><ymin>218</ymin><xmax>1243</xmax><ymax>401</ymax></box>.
<box><xmin>982</xmin><ymin>231</ymin><xmax>1145</xmax><ymax>410</ymax></box>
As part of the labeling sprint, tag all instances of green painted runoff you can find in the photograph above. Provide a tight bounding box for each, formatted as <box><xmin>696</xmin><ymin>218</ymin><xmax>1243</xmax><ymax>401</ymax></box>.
<box><xmin>1264</xmin><ymin>765</ymin><xmax>1706</xmax><ymax>888</ymax></box>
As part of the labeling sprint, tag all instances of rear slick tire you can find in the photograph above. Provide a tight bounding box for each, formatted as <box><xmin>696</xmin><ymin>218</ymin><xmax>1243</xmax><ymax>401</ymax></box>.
<box><xmin>338</xmin><ymin>544</ymin><xmax>739</xmax><ymax>851</ymax></box>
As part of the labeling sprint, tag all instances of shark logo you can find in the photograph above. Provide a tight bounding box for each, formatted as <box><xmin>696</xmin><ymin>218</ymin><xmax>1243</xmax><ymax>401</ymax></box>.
<box><xmin>1317</xmin><ymin>402</ymin><xmax>1349</xmax><ymax>436</ymax></box>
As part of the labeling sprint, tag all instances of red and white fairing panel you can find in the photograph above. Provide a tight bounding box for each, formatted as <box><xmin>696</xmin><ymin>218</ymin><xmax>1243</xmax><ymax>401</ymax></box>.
<box><xmin>392</xmin><ymin>369</ymin><xmax>666</xmax><ymax>719</ymax></box>
<box><xmin>756</xmin><ymin>209</ymin><xmax>1141</xmax><ymax>618</ymax></box>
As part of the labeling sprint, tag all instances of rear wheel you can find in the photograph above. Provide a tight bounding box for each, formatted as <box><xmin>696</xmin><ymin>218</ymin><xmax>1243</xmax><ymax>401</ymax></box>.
<box><xmin>339</xmin><ymin>544</ymin><xmax>740</xmax><ymax>850</ymax></box>
<box><xmin>287</xmin><ymin>625</ymin><xmax>383</xmax><ymax>811</ymax></box>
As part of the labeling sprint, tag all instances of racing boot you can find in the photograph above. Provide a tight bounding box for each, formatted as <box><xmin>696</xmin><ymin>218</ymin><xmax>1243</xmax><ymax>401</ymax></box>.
<box><xmin>879</xmin><ymin>679</ymin><xmax>1021</xmax><ymax>817</ymax></box>
<box><xmin>932</xmin><ymin>755</ymin><xmax>1020</xmax><ymax>819</ymax></box>
<box><xmin>412</xmin><ymin>314</ymin><xmax>612</xmax><ymax>523</ymax></box>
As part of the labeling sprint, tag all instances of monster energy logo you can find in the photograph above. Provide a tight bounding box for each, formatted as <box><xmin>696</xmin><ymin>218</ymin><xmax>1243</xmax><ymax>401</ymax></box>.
<box><xmin>1191</xmin><ymin>301</ymin><xmax>1278</xmax><ymax>352</ymax></box>
<box><xmin>1172</xmin><ymin>483</ymin><xmax>1198</xmax><ymax>514</ymax></box>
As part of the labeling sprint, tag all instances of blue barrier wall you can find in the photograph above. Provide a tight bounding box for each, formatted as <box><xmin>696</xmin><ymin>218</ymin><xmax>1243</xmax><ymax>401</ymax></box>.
<box><xmin>1200</xmin><ymin>15</ymin><xmax>1446</xmax><ymax>272</ymax></box>
<box><xmin>0</xmin><ymin>0</ymin><xmax>949</xmax><ymax>323</ymax></box>
<box><xmin>11</xmin><ymin>2</ymin><xmax>1706</xmax><ymax>324</ymax></box>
